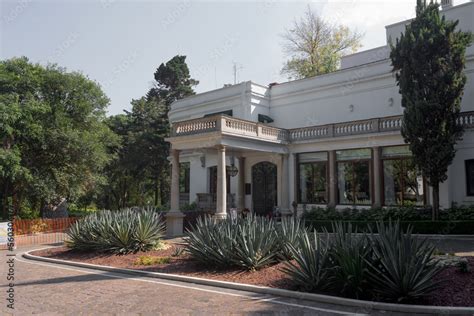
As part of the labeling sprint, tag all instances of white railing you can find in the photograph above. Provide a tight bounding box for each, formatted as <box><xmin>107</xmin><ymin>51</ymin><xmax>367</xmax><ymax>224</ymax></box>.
<box><xmin>172</xmin><ymin>116</ymin><xmax>219</xmax><ymax>136</ymax></box>
<box><xmin>170</xmin><ymin>111</ymin><xmax>474</xmax><ymax>143</ymax></box>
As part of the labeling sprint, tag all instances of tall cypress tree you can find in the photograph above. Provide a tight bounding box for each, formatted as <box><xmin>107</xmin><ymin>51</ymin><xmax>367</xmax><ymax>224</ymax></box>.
<box><xmin>390</xmin><ymin>0</ymin><xmax>472</xmax><ymax>219</ymax></box>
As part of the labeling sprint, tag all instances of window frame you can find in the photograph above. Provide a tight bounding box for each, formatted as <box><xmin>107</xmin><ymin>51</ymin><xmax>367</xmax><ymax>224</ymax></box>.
<box><xmin>297</xmin><ymin>160</ymin><xmax>329</xmax><ymax>204</ymax></box>
<box><xmin>336</xmin><ymin>158</ymin><xmax>373</xmax><ymax>206</ymax></box>
<box><xmin>179</xmin><ymin>162</ymin><xmax>190</xmax><ymax>194</ymax></box>
<box><xmin>466</xmin><ymin>159</ymin><xmax>474</xmax><ymax>196</ymax></box>
<box><xmin>381</xmin><ymin>147</ymin><xmax>426</xmax><ymax>206</ymax></box>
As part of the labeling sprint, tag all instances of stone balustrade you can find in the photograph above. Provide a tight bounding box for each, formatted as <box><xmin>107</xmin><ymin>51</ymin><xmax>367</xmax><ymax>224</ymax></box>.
<box><xmin>170</xmin><ymin>111</ymin><xmax>474</xmax><ymax>143</ymax></box>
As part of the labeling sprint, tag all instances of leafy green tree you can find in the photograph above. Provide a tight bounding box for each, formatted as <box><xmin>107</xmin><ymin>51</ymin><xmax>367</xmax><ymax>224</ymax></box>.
<box><xmin>0</xmin><ymin>57</ymin><xmax>118</xmax><ymax>218</ymax></box>
<box><xmin>281</xmin><ymin>5</ymin><xmax>362</xmax><ymax>79</ymax></box>
<box><xmin>390</xmin><ymin>0</ymin><xmax>472</xmax><ymax>219</ymax></box>
<box><xmin>97</xmin><ymin>55</ymin><xmax>198</xmax><ymax>210</ymax></box>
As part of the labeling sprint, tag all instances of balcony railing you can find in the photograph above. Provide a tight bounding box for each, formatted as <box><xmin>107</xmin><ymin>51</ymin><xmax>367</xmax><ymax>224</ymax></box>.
<box><xmin>170</xmin><ymin>111</ymin><xmax>474</xmax><ymax>143</ymax></box>
<box><xmin>172</xmin><ymin>115</ymin><xmax>289</xmax><ymax>142</ymax></box>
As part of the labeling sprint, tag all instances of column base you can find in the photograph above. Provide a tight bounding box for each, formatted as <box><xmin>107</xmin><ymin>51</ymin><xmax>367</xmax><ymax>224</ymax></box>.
<box><xmin>279</xmin><ymin>208</ymin><xmax>293</xmax><ymax>217</ymax></box>
<box><xmin>213</xmin><ymin>212</ymin><xmax>227</xmax><ymax>220</ymax></box>
<box><xmin>165</xmin><ymin>211</ymin><xmax>185</xmax><ymax>237</ymax></box>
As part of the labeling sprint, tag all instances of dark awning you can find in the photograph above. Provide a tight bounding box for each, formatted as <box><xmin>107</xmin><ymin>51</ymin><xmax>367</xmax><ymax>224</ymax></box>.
<box><xmin>258</xmin><ymin>114</ymin><xmax>274</xmax><ymax>123</ymax></box>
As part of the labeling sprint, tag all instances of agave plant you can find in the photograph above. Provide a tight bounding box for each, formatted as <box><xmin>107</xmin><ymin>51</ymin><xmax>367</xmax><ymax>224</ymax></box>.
<box><xmin>328</xmin><ymin>222</ymin><xmax>372</xmax><ymax>299</ymax></box>
<box><xmin>366</xmin><ymin>221</ymin><xmax>443</xmax><ymax>303</ymax></box>
<box><xmin>276</xmin><ymin>217</ymin><xmax>307</xmax><ymax>260</ymax></box>
<box><xmin>66</xmin><ymin>208</ymin><xmax>165</xmax><ymax>254</ymax></box>
<box><xmin>281</xmin><ymin>231</ymin><xmax>332</xmax><ymax>292</ymax></box>
<box><xmin>233</xmin><ymin>215</ymin><xmax>280</xmax><ymax>270</ymax></box>
<box><xmin>185</xmin><ymin>216</ymin><xmax>236</xmax><ymax>267</ymax></box>
<box><xmin>134</xmin><ymin>210</ymin><xmax>166</xmax><ymax>251</ymax></box>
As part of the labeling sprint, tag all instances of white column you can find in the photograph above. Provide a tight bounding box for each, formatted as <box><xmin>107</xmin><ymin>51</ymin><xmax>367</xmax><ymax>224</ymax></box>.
<box><xmin>328</xmin><ymin>150</ymin><xmax>337</xmax><ymax>208</ymax></box>
<box><xmin>237</xmin><ymin>157</ymin><xmax>245</xmax><ymax>210</ymax></box>
<box><xmin>215</xmin><ymin>145</ymin><xmax>227</xmax><ymax>219</ymax></box>
<box><xmin>170</xmin><ymin>149</ymin><xmax>180</xmax><ymax>212</ymax></box>
<box><xmin>166</xmin><ymin>149</ymin><xmax>185</xmax><ymax>237</ymax></box>
<box><xmin>373</xmin><ymin>147</ymin><xmax>382</xmax><ymax>207</ymax></box>
<box><xmin>288</xmin><ymin>153</ymin><xmax>297</xmax><ymax>211</ymax></box>
<box><xmin>280</xmin><ymin>154</ymin><xmax>290</xmax><ymax>215</ymax></box>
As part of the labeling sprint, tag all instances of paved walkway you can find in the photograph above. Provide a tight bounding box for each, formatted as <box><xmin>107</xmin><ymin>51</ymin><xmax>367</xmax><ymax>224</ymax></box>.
<box><xmin>0</xmin><ymin>245</ymin><xmax>445</xmax><ymax>315</ymax></box>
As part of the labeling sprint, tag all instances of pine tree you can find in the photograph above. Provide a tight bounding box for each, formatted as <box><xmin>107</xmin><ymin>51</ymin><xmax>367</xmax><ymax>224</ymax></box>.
<box><xmin>390</xmin><ymin>0</ymin><xmax>472</xmax><ymax>219</ymax></box>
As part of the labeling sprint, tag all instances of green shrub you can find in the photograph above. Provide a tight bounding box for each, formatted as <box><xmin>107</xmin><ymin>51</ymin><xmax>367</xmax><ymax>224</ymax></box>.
<box><xmin>328</xmin><ymin>222</ymin><xmax>372</xmax><ymax>299</ymax></box>
<box><xmin>134</xmin><ymin>255</ymin><xmax>171</xmax><ymax>265</ymax></box>
<box><xmin>367</xmin><ymin>221</ymin><xmax>442</xmax><ymax>303</ymax></box>
<box><xmin>303</xmin><ymin>204</ymin><xmax>474</xmax><ymax>223</ymax></box>
<box><xmin>306</xmin><ymin>220</ymin><xmax>474</xmax><ymax>234</ymax></box>
<box><xmin>281</xmin><ymin>231</ymin><xmax>332</xmax><ymax>292</ymax></box>
<box><xmin>66</xmin><ymin>208</ymin><xmax>165</xmax><ymax>254</ymax></box>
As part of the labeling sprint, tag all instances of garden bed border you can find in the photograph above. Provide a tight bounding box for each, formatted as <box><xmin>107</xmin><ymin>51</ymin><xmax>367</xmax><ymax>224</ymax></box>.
<box><xmin>23</xmin><ymin>247</ymin><xmax>474</xmax><ymax>315</ymax></box>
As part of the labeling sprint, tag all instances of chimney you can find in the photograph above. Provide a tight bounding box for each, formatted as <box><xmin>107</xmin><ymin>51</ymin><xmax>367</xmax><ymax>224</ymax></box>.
<box><xmin>441</xmin><ymin>0</ymin><xmax>453</xmax><ymax>10</ymax></box>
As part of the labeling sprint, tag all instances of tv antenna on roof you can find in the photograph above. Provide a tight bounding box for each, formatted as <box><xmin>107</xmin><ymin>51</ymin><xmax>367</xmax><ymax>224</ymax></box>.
<box><xmin>232</xmin><ymin>62</ymin><xmax>243</xmax><ymax>84</ymax></box>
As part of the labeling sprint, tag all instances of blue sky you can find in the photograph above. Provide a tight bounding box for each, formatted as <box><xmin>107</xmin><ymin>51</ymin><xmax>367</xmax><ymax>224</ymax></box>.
<box><xmin>2</xmin><ymin>0</ymin><xmax>467</xmax><ymax>115</ymax></box>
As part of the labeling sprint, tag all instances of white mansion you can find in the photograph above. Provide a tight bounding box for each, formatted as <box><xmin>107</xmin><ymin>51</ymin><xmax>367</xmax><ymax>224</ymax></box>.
<box><xmin>165</xmin><ymin>1</ymin><xmax>474</xmax><ymax>234</ymax></box>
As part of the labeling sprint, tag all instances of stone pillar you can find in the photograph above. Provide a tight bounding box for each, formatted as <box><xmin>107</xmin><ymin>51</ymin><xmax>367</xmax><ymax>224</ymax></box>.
<box><xmin>328</xmin><ymin>150</ymin><xmax>337</xmax><ymax>208</ymax></box>
<box><xmin>166</xmin><ymin>149</ymin><xmax>185</xmax><ymax>237</ymax></box>
<box><xmin>237</xmin><ymin>157</ymin><xmax>245</xmax><ymax>210</ymax></box>
<box><xmin>215</xmin><ymin>145</ymin><xmax>227</xmax><ymax>219</ymax></box>
<box><xmin>372</xmin><ymin>147</ymin><xmax>382</xmax><ymax>207</ymax></box>
<box><xmin>280</xmin><ymin>153</ymin><xmax>291</xmax><ymax>215</ymax></box>
<box><xmin>288</xmin><ymin>153</ymin><xmax>297</xmax><ymax>208</ymax></box>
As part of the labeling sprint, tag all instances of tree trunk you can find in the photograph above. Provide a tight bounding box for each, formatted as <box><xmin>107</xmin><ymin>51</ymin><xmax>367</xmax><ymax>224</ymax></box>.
<box><xmin>432</xmin><ymin>183</ymin><xmax>440</xmax><ymax>221</ymax></box>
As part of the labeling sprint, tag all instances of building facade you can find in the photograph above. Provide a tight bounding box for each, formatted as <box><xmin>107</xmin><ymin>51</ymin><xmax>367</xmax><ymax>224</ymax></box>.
<box><xmin>166</xmin><ymin>2</ymin><xmax>474</xmax><ymax>224</ymax></box>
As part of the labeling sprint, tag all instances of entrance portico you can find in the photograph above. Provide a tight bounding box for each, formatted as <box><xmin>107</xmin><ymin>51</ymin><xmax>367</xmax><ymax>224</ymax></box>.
<box><xmin>165</xmin><ymin>114</ymin><xmax>291</xmax><ymax>235</ymax></box>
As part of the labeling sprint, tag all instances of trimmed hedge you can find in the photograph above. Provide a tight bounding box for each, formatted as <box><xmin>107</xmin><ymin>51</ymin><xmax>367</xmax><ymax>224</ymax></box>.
<box><xmin>306</xmin><ymin>220</ymin><xmax>474</xmax><ymax>234</ymax></box>
<box><xmin>308</xmin><ymin>206</ymin><xmax>474</xmax><ymax>221</ymax></box>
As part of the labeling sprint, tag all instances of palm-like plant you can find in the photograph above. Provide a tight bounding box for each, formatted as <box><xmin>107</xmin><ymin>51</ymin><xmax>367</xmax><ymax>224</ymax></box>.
<box><xmin>185</xmin><ymin>216</ymin><xmax>236</xmax><ymax>267</ymax></box>
<box><xmin>66</xmin><ymin>209</ymin><xmax>165</xmax><ymax>254</ymax></box>
<box><xmin>277</xmin><ymin>217</ymin><xmax>307</xmax><ymax>260</ymax></box>
<box><xmin>366</xmin><ymin>221</ymin><xmax>442</xmax><ymax>303</ymax></box>
<box><xmin>233</xmin><ymin>215</ymin><xmax>280</xmax><ymax>270</ymax></box>
<box><xmin>328</xmin><ymin>222</ymin><xmax>371</xmax><ymax>299</ymax></box>
<box><xmin>281</xmin><ymin>231</ymin><xmax>332</xmax><ymax>292</ymax></box>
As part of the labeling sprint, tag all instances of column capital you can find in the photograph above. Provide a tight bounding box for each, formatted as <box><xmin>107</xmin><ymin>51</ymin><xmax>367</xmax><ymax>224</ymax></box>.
<box><xmin>215</xmin><ymin>145</ymin><xmax>226</xmax><ymax>152</ymax></box>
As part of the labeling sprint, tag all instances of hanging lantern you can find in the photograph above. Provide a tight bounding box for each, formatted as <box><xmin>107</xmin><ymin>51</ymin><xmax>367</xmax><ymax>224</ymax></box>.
<box><xmin>227</xmin><ymin>156</ymin><xmax>239</xmax><ymax>177</ymax></box>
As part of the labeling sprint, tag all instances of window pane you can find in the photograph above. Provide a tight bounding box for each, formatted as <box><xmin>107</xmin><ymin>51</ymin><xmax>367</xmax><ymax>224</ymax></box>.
<box><xmin>299</xmin><ymin>162</ymin><xmax>327</xmax><ymax>204</ymax></box>
<box><xmin>383</xmin><ymin>158</ymin><xmax>424</xmax><ymax>206</ymax></box>
<box><xmin>180</xmin><ymin>162</ymin><xmax>190</xmax><ymax>193</ymax></box>
<box><xmin>467</xmin><ymin>160</ymin><xmax>474</xmax><ymax>196</ymax></box>
<box><xmin>337</xmin><ymin>162</ymin><xmax>354</xmax><ymax>204</ymax></box>
<box><xmin>354</xmin><ymin>161</ymin><xmax>371</xmax><ymax>205</ymax></box>
<box><xmin>336</xmin><ymin>148</ymin><xmax>371</xmax><ymax>161</ymax></box>
<box><xmin>338</xmin><ymin>161</ymin><xmax>371</xmax><ymax>205</ymax></box>
<box><xmin>299</xmin><ymin>164</ymin><xmax>311</xmax><ymax>203</ymax></box>
<box><xmin>402</xmin><ymin>159</ymin><xmax>424</xmax><ymax>205</ymax></box>
<box><xmin>383</xmin><ymin>160</ymin><xmax>402</xmax><ymax>205</ymax></box>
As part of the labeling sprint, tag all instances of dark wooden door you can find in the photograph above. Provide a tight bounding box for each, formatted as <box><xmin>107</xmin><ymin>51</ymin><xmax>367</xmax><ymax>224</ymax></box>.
<box><xmin>252</xmin><ymin>162</ymin><xmax>277</xmax><ymax>216</ymax></box>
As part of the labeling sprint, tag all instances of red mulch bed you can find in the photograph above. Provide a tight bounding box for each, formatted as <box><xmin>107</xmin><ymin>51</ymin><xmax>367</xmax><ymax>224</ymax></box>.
<box><xmin>31</xmin><ymin>246</ymin><xmax>474</xmax><ymax>307</ymax></box>
<box><xmin>31</xmin><ymin>245</ymin><xmax>294</xmax><ymax>289</ymax></box>
<box><xmin>423</xmin><ymin>257</ymin><xmax>474</xmax><ymax>307</ymax></box>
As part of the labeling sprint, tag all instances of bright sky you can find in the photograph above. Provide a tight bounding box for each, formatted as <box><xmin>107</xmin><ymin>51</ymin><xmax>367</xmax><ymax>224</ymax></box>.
<box><xmin>1</xmin><ymin>0</ymin><xmax>470</xmax><ymax>115</ymax></box>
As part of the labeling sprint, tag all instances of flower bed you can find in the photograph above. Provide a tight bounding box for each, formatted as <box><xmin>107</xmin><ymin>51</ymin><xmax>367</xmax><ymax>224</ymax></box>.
<box><xmin>31</xmin><ymin>244</ymin><xmax>474</xmax><ymax>307</ymax></box>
